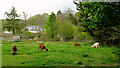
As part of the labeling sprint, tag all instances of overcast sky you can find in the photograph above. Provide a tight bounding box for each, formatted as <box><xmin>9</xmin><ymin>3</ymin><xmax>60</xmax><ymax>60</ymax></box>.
<box><xmin>0</xmin><ymin>0</ymin><xmax>77</xmax><ymax>19</ymax></box>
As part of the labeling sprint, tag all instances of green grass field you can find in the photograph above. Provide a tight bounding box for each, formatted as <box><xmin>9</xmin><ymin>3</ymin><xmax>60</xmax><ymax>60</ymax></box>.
<box><xmin>2</xmin><ymin>41</ymin><xmax>120</xmax><ymax>66</ymax></box>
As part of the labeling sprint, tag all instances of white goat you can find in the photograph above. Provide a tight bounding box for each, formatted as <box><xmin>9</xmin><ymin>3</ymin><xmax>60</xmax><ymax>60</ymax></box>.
<box><xmin>91</xmin><ymin>43</ymin><xmax>99</xmax><ymax>48</ymax></box>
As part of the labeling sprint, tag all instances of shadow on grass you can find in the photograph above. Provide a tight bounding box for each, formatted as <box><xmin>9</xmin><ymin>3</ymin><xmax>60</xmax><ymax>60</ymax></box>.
<box><xmin>21</xmin><ymin>61</ymin><xmax>34</xmax><ymax>64</ymax></box>
<box><xmin>13</xmin><ymin>52</ymin><xmax>33</xmax><ymax>55</ymax></box>
<box><xmin>77</xmin><ymin>61</ymin><xmax>84</xmax><ymax>65</ymax></box>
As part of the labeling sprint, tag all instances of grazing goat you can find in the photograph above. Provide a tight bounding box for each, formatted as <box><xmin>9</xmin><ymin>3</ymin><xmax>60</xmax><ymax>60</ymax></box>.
<box><xmin>38</xmin><ymin>43</ymin><xmax>48</xmax><ymax>51</ymax></box>
<box><xmin>74</xmin><ymin>43</ymin><xmax>81</xmax><ymax>47</ymax></box>
<box><xmin>12</xmin><ymin>45</ymin><xmax>17</xmax><ymax>55</ymax></box>
<box><xmin>91</xmin><ymin>43</ymin><xmax>99</xmax><ymax>48</ymax></box>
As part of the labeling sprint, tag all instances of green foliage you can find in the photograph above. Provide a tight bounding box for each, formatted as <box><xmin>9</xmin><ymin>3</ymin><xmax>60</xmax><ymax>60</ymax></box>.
<box><xmin>52</xmin><ymin>21</ymin><xmax>60</xmax><ymax>40</ymax></box>
<box><xmin>74</xmin><ymin>2</ymin><xmax>120</xmax><ymax>45</ymax></box>
<box><xmin>2</xmin><ymin>7</ymin><xmax>93</xmax><ymax>42</ymax></box>
<box><xmin>68</xmin><ymin>13</ymin><xmax>79</xmax><ymax>26</ymax></box>
<box><xmin>2</xmin><ymin>41</ymin><xmax>119</xmax><ymax>66</ymax></box>
<box><xmin>44</xmin><ymin>12</ymin><xmax>56</xmax><ymax>39</ymax></box>
<box><xmin>27</xmin><ymin>13</ymin><xmax>48</xmax><ymax>27</ymax></box>
<box><xmin>4</xmin><ymin>6</ymin><xmax>21</xmax><ymax>35</ymax></box>
<box><xmin>44</xmin><ymin>9</ymin><xmax>92</xmax><ymax>41</ymax></box>
<box><xmin>45</xmin><ymin>27</ymin><xmax>52</xmax><ymax>39</ymax></box>
<box><xmin>79</xmin><ymin>32</ymin><xmax>93</xmax><ymax>42</ymax></box>
<box><xmin>1</xmin><ymin>19</ymin><xmax>7</xmax><ymax>31</ymax></box>
<box><xmin>61</xmin><ymin>21</ymin><xmax>75</xmax><ymax>40</ymax></box>
<box><xmin>57</xmin><ymin>10</ymin><xmax>62</xmax><ymax>16</ymax></box>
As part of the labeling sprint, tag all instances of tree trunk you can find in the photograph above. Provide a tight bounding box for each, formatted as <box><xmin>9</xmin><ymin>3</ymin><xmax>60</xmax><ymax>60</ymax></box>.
<box><xmin>13</xmin><ymin>29</ymin><xmax>15</xmax><ymax>36</ymax></box>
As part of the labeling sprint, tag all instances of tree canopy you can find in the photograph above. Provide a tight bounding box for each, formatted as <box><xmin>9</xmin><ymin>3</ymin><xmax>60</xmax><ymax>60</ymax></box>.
<box><xmin>44</xmin><ymin>12</ymin><xmax>56</xmax><ymax>39</ymax></box>
<box><xmin>74</xmin><ymin>1</ymin><xmax>120</xmax><ymax>45</ymax></box>
<box><xmin>4</xmin><ymin>6</ymin><xmax>21</xmax><ymax>35</ymax></box>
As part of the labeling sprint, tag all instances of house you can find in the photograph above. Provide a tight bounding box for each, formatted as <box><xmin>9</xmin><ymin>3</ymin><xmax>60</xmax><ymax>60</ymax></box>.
<box><xmin>4</xmin><ymin>31</ymin><xmax>13</xmax><ymax>34</ymax></box>
<box><xmin>26</xmin><ymin>25</ymin><xmax>43</xmax><ymax>33</ymax></box>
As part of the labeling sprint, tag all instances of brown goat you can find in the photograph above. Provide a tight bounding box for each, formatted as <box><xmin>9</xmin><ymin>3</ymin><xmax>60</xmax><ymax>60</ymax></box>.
<box><xmin>74</xmin><ymin>43</ymin><xmax>81</xmax><ymax>47</ymax></box>
<box><xmin>38</xmin><ymin>43</ymin><xmax>48</xmax><ymax>51</ymax></box>
<box><xmin>12</xmin><ymin>45</ymin><xmax>17</xmax><ymax>55</ymax></box>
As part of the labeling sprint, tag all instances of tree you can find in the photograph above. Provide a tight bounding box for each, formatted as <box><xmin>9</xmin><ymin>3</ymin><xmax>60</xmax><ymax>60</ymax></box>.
<box><xmin>56</xmin><ymin>12</ymin><xmax>78</xmax><ymax>41</ymax></box>
<box><xmin>44</xmin><ymin>12</ymin><xmax>56</xmax><ymax>39</ymax></box>
<box><xmin>4</xmin><ymin>6</ymin><xmax>21</xmax><ymax>35</ymax></box>
<box><xmin>56</xmin><ymin>12</ymin><xmax>66</xmax><ymax>41</ymax></box>
<box><xmin>57</xmin><ymin>10</ymin><xmax>62</xmax><ymax>16</ymax></box>
<box><xmin>61</xmin><ymin>21</ymin><xmax>75</xmax><ymax>41</ymax></box>
<box><xmin>74</xmin><ymin>1</ymin><xmax>120</xmax><ymax>45</ymax></box>
<box><xmin>68</xmin><ymin>13</ymin><xmax>79</xmax><ymax>26</ymax></box>
<box><xmin>1</xmin><ymin>19</ymin><xmax>7</xmax><ymax>31</ymax></box>
<box><xmin>27</xmin><ymin>13</ymin><xmax>48</xmax><ymax>27</ymax></box>
<box><xmin>22</xmin><ymin>12</ymin><xmax>28</xmax><ymax>27</ymax></box>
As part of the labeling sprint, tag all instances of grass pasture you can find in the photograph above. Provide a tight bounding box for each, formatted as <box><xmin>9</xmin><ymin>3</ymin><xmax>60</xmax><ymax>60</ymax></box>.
<box><xmin>2</xmin><ymin>41</ymin><xmax>120</xmax><ymax>66</ymax></box>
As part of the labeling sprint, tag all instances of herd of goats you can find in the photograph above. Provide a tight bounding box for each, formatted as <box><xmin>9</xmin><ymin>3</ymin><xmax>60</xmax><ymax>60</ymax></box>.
<box><xmin>12</xmin><ymin>42</ymin><xmax>99</xmax><ymax>55</ymax></box>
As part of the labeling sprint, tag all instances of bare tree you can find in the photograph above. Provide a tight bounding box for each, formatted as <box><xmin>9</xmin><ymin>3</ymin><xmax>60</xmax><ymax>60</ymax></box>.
<box><xmin>23</xmin><ymin>12</ymin><xmax>28</xmax><ymax>25</ymax></box>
